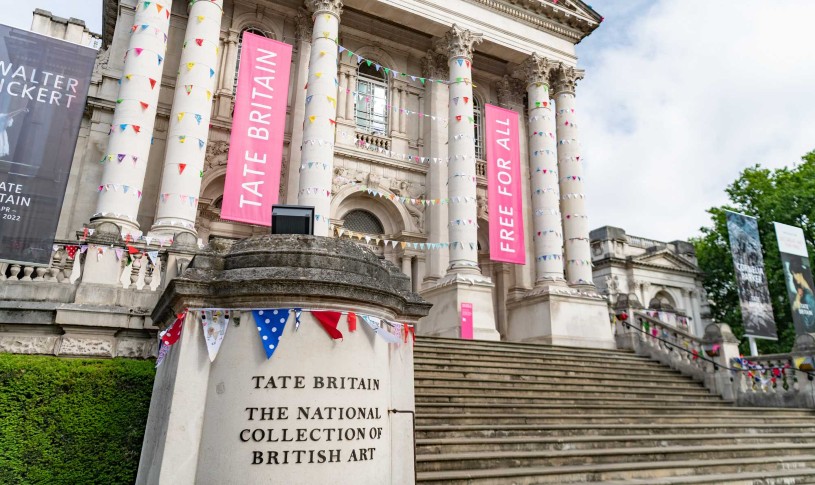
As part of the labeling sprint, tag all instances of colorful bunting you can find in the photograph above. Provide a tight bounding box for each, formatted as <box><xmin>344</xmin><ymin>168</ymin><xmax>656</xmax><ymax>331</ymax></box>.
<box><xmin>312</xmin><ymin>311</ymin><xmax>343</xmax><ymax>340</ymax></box>
<box><xmin>253</xmin><ymin>309</ymin><xmax>288</xmax><ymax>359</ymax></box>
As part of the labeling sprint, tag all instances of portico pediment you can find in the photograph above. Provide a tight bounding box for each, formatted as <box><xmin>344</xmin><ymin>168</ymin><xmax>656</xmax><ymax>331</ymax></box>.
<box><xmin>631</xmin><ymin>250</ymin><xmax>698</xmax><ymax>273</ymax></box>
<box><xmin>467</xmin><ymin>0</ymin><xmax>602</xmax><ymax>42</ymax></box>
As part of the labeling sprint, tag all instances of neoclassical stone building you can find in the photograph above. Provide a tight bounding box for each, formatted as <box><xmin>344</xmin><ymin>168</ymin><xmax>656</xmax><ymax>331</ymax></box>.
<box><xmin>1</xmin><ymin>0</ymin><xmax>626</xmax><ymax>356</ymax></box>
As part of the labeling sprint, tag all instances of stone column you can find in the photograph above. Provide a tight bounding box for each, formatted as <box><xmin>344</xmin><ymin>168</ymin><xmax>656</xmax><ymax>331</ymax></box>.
<box><xmin>151</xmin><ymin>0</ymin><xmax>224</xmax><ymax>236</ymax></box>
<box><xmin>297</xmin><ymin>0</ymin><xmax>343</xmax><ymax>236</ymax></box>
<box><xmin>445</xmin><ymin>24</ymin><xmax>482</xmax><ymax>275</ymax></box>
<box><xmin>390</xmin><ymin>85</ymin><xmax>401</xmax><ymax>138</ymax></box>
<box><xmin>517</xmin><ymin>54</ymin><xmax>566</xmax><ymax>286</ymax></box>
<box><xmin>420</xmin><ymin>49</ymin><xmax>449</xmax><ymax>285</ymax></box>
<box><xmin>92</xmin><ymin>0</ymin><xmax>173</xmax><ymax>232</ymax></box>
<box><xmin>553</xmin><ymin>65</ymin><xmax>593</xmax><ymax>287</ymax></box>
<box><xmin>337</xmin><ymin>71</ymin><xmax>348</xmax><ymax>121</ymax></box>
<box><xmin>399</xmin><ymin>87</ymin><xmax>408</xmax><ymax>134</ymax></box>
<box><xmin>345</xmin><ymin>68</ymin><xmax>356</xmax><ymax>120</ymax></box>
<box><xmin>285</xmin><ymin>8</ymin><xmax>313</xmax><ymax>204</ymax></box>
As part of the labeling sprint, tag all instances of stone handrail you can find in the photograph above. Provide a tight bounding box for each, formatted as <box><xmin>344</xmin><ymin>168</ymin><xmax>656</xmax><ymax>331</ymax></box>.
<box><xmin>615</xmin><ymin>310</ymin><xmax>815</xmax><ymax>408</ymax></box>
<box><xmin>355</xmin><ymin>131</ymin><xmax>391</xmax><ymax>150</ymax></box>
<box><xmin>475</xmin><ymin>159</ymin><xmax>486</xmax><ymax>178</ymax></box>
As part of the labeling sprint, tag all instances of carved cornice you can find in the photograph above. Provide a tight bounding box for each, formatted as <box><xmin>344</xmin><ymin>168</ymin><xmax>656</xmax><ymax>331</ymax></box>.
<box><xmin>515</xmin><ymin>53</ymin><xmax>556</xmax><ymax>88</ymax></box>
<box><xmin>552</xmin><ymin>64</ymin><xmax>584</xmax><ymax>95</ymax></box>
<box><xmin>306</xmin><ymin>0</ymin><xmax>343</xmax><ymax>19</ymax></box>
<box><xmin>295</xmin><ymin>7</ymin><xmax>313</xmax><ymax>43</ymax></box>
<box><xmin>466</xmin><ymin>0</ymin><xmax>602</xmax><ymax>42</ymax></box>
<box><xmin>440</xmin><ymin>24</ymin><xmax>483</xmax><ymax>61</ymax></box>
<box><xmin>421</xmin><ymin>49</ymin><xmax>449</xmax><ymax>79</ymax></box>
<box><xmin>496</xmin><ymin>75</ymin><xmax>524</xmax><ymax>107</ymax></box>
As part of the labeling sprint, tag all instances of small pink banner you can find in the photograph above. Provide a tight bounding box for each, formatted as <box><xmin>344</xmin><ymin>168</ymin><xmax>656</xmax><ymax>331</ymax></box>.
<box><xmin>485</xmin><ymin>104</ymin><xmax>525</xmax><ymax>264</ymax></box>
<box><xmin>460</xmin><ymin>303</ymin><xmax>473</xmax><ymax>340</ymax></box>
<box><xmin>221</xmin><ymin>33</ymin><xmax>292</xmax><ymax>226</ymax></box>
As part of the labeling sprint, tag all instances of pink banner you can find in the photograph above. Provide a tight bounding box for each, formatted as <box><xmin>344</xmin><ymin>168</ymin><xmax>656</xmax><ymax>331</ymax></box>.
<box><xmin>485</xmin><ymin>104</ymin><xmax>525</xmax><ymax>264</ymax></box>
<box><xmin>221</xmin><ymin>33</ymin><xmax>292</xmax><ymax>226</ymax></box>
<box><xmin>460</xmin><ymin>303</ymin><xmax>473</xmax><ymax>340</ymax></box>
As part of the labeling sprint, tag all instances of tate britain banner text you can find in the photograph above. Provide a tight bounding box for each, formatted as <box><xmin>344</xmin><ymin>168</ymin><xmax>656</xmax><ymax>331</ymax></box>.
<box><xmin>774</xmin><ymin>222</ymin><xmax>815</xmax><ymax>335</ymax></box>
<box><xmin>222</xmin><ymin>32</ymin><xmax>291</xmax><ymax>226</ymax></box>
<box><xmin>485</xmin><ymin>104</ymin><xmax>525</xmax><ymax>264</ymax></box>
<box><xmin>0</xmin><ymin>24</ymin><xmax>96</xmax><ymax>265</ymax></box>
<box><xmin>725</xmin><ymin>211</ymin><xmax>777</xmax><ymax>339</ymax></box>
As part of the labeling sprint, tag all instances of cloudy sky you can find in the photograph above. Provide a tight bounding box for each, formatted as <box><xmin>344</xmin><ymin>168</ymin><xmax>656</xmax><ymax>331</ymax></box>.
<box><xmin>2</xmin><ymin>1</ymin><xmax>814</xmax><ymax>242</ymax></box>
<box><xmin>577</xmin><ymin>0</ymin><xmax>815</xmax><ymax>241</ymax></box>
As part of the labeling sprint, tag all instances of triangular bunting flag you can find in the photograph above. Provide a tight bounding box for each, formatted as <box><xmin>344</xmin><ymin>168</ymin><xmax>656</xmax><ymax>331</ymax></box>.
<box><xmin>201</xmin><ymin>310</ymin><xmax>230</xmax><ymax>362</ymax></box>
<box><xmin>348</xmin><ymin>312</ymin><xmax>357</xmax><ymax>332</ymax></box>
<box><xmin>312</xmin><ymin>311</ymin><xmax>343</xmax><ymax>340</ymax></box>
<box><xmin>361</xmin><ymin>315</ymin><xmax>401</xmax><ymax>344</ymax></box>
<box><xmin>161</xmin><ymin>313</ymin><xmax>185</xmax><ymax>346</ymax></box>
<box><xmin>253</xmin><ymin>309</ymin><xmax>288</xmax><ymax>359</ymax></box>
<box><xmin>178</xmin><ymin>163</ymin><xmax>187</xmax><ymax>174</ymax></box>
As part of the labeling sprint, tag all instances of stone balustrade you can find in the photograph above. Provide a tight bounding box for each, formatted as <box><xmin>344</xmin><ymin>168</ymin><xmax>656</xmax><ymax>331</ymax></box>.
<box><xmin>615</xmin><ymin>310</ymin><xmax>815</xmax><ymax>408</ymax></box>
<box><xmin>475</xmin><ymin>159</ymin><xmax>486</xmax><ymax>178</ymax></box>
<box><xmin>355</xmin><ymin>131</ymin><xmax>391</xmax><ymax>150</ymax></box>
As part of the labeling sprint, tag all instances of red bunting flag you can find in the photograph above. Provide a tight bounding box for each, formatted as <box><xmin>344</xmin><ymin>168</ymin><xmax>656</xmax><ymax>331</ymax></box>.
<box><xmin>127</xmin><ymin>245</ymin><xmax>139</xmax><ymax>255</ymax></box>
<box><xmin>132</xmin><ymin>125</ymin><xmax>141</xmax><ymax>133</ymax></box>
<box><xmin>195</xmin><ymin>38</ymin><xmax>204</xmax><ymax>46</ymax></box>
<box><xmin>312</xmin><ymin>311</ymin><xmax>343</xmax><ymax>340</ymax></box>
<box><xmin>178</xmin><ymin>163</ymin><xmax>187</xmax><ymax>174</ymax></box>
<box><xmin>455</xmin><ymin>115</ymin><xmax>462</xmax><ymax>122</ymax></box>
<box><xmin>347</xmin><ymin>312</ymin><xmax>357</xmax><ymax>332</ymax></box>
<box><xmin>463</xmin><ymin>97</ymin><xmax>469</xmax><ymax>104</ymax></box>
<box><xmin>161</xmin><ymin>312</ymin><xmax>185</xmax><ymax>346</ymax></box>
<box><xmin>65</xmin><ymin>245</ymin><xmax>79</xmax><ymax>259</ymax></box>
<box><xmin>140</xmin><ymin>101</ymin><xmax>149</xmax><ymax>110</ymax></box>
<box><xmin>149</xmin><ymin>78</ymin><xmax>157</xmax><ymax>89</ymax></box>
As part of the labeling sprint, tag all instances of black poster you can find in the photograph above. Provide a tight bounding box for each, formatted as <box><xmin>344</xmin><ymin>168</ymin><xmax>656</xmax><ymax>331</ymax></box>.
<box><xmin>0</xmin><ymin>24</ymin><xmax>96</xmax><ymax>265</ymax></box>
<box><xmin>775</xmin><ymin>222</ymin><xmax>815</xmax><ymax>335</ymax></box>
<box><xmin>725</xmin><ymin>211</ymin><xmax>777</xmax><ymax>340</ymax></box>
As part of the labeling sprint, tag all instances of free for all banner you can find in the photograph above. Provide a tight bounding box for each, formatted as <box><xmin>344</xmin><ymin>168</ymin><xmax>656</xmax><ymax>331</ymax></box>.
<box><xmin>485</xmin><ymin>104</ymin><xmax>525</xmax><ymax>264</ymax></box>
<box><xmin>774</xmin><ymin>222</ymin><xmax>815</xmax><ymax>335</ymax></box>
<box><xmin>725</xmin><ymin>211</ymin><xmax>777</xmax><ymax>340</ymax></box>
<box><xmin>0</xmin><ymin>24</ymin><xmax>96</xmax><ymax>265</ymax></box>
<box><xmin>221</xmin><ymin>32</ymin><xmax>291</xmax><ymax>226</ymax></box>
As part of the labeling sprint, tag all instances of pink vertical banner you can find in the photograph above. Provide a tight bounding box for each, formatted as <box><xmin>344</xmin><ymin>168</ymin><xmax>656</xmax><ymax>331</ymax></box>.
<box><xmin>485</xmin><ymin>104</ymin><xmax>525</xmax><ymax>264</ymax></box>
<box><xmin>460</xmin><ymin>303</ymin><xmax>473</xmax><ymax>340</ymax></box>
<box><xmin>221</xmin><ymin>33</ymin><xmax>292</xmax><ymax>226</ymax></box>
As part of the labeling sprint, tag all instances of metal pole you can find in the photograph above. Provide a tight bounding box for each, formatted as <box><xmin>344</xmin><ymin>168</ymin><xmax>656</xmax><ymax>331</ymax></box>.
<box><xmin>748</xmin><ymin>336</ymin><xmax>758</xmax><ymax>356</ymax></box>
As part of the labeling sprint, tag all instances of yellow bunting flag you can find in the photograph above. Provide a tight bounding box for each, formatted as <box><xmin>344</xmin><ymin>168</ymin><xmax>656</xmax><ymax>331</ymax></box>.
<box><xmin>327</xmin><ymin>96</ymin><xmax>336</xmax><ymax>107</ymax></box>
<box><xmin>319</xmin><ymin>50</ymin><xmax>326</xmax><ymax>56</ymax></box>
<box><xmin>197</xmin><ymin>15</ymin><xmax>205</xmax><ymax>23</ymax></box>
<box><xmin>125</xmin><ymin>74</ymin><xmax>133</xmax><ymax>80</ymax></box>
<box><xmin>308</xmin><ymin>115</ymin><xmax>316</xmax><ymax>123</ymax></box>
<box><xmin>314</xmin><ymin>72</ymin><xmax>322</xmax><ymax>78</ymax></box>
<box><xmin>186</xmin><ymin>62</ymin><xmax>195</xmax><ymax>71</ymax></box>
<box><xmin>206</xmin><ymin>90</ymin><xmax>212</xmax><ymax>101</ymax></box>
<box><xmin>177</xmin><ymin>112</ymin><xmax>185</xmax><ymax>122</ymax></box>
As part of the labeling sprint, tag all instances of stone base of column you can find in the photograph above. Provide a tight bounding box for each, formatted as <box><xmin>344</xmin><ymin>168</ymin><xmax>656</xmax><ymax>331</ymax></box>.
<box><xmin>506</xmin><ymin>285</ymin><xmax>615</xmax><ymax>349</ymax></box>
<box><xmin>419</xmin><ymin>274</ymin><xmax>500</xmax><ymax>341</ymax></box>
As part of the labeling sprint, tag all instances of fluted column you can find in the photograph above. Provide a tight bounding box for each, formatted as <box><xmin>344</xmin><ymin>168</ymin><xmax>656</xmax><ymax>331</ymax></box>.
<box><xmin>92</xmin><ymin>0</ymin><xmax>173</xmax><ymax>232</ymax></box>
<box><xmin>151</xmin><ymin>0</ymin><xmax>224</xmax><ymax>235</ymax></box>
<box><xmin>297</xmin><ymin>0</ymin><xmax>342</xmax><ymax>236</ymax></box>
<box><xmin>517</xmin><ymin>54</ymin><xmax>566</xmax><ymax>285</ymax></box>
<box><xmin>554</xmin><ymin>65</ymin><xmax>593</xmax><ymax>287</ymax></box>
<box><xmin>421</xmin><ymin>49</ymin><xmax>449</xmax><ymax>285</ymax></box>
<box><xmin>445</xmin><ymin>25</ymin><xmax>483</xmax><ymax>275</ymax></box>
<box><xmin>285</xmin><ymin>8</ymin><xmax>313</xmax><ymax>205</ymax></box>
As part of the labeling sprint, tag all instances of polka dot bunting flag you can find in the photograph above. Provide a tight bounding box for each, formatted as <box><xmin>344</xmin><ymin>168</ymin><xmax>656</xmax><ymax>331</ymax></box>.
<box><xmin>252</xmin><ymin>309</ymin><xmax>289</xmax><ymax>359</ymax></box>
<box><xmin>160</xmin><ymin>312</ymin><xmax>185</xmax><ymax>346</ymax></box>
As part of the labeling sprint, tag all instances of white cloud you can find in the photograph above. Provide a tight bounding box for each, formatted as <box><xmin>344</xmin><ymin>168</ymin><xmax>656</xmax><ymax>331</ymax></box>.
<box><xmin>0</xmin><ymin>0</ymin><xmax>102</xmax><ymax>33</ymax></box>
<box><xmin>578</xmin><ymin>0</ymin><xmax>815</xmax><ymax>242</ymax></box>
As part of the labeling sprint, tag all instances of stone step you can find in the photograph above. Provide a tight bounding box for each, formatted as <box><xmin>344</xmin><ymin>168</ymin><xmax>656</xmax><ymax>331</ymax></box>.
<box><xmin>414</xmin><ymin>402</ymin><xmax>813</xmax><ymax>417</ymax></box>
<box><xmin>415</xmin><ymin>373</ymin><xmax>707</xmax><ymax>393</ymax></box>
<box><xmin>415</xmin><ymin>422</ymin><xmax>815</xmax><ymax>440</ymax></box>
<box><xmin>413</xmin><ymin>356</ymin><xmax>681</xmax><ymax>377</ymax></box>
<box><xmin>415</xmin><ymin>432</ymin><xmax>815</xmax><ymax>454</ymax></box>
<box><xmin>415</xmin><ymin>443</ymin><xmax>815</xmax><ymax>472</ymax></box>
<box><xmin>413</xmin><ymin>340</ymin><xmax>651</xmax><ymax>363</ymax></box>
<box><xmin>601</xmin><ymin>469</ymin><xmax>815</xmax><ymax>485</ymax></box>
<box><xmin>414</xmin><ymin>392</ymin><xmax>727</xmax><ymax>406</ymax></box>
<box><xmin>414</xmin><ymin>350</ymin><xmax>670</xmax><ymax>372</ymax></box>
<box><xmin>415</xmin><ymin>456</ymin><xmax>815</xmax><ymax>484</ymax></box>
<box><xmin>415</xmin><ymin>413</ymin><xmax>815</xmax><ymax>426</ymax></box>
<box><xmin>414</xmin><ymin>367</ymin><xmax>699</xmax><ymax>387</ymax></box>
<box><xmin>415</xmin><ymin>381</ymin><xmax>721</xmax><ymax>402</ymax></box>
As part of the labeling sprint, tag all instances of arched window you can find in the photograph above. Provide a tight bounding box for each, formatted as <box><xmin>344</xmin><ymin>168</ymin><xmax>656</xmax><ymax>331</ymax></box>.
<box><xmin>235</xmin><ymin>28</ymin><xmax>270</xmax><ymax>94</ymax></box>
<box><xmin>213</xmin><ymin>196</ymin><xmax>223</xmax><ymax>209</ymax></box>
<box><xmin>343</xmin><ymin>209</ymin><xmax>385</xmax><ymax>235</ymax></box>
<box><xmin>355</xmin><ymin>61</ymin><xmax>389</xmax><ymax>135</ymax></box>
<box><xmin>649</xmin><ymin>291</ymin><xmax>676</xmax><ymax>311</ymax></box>
<box><xmin>473</xmin><ymin>96</ymin><xmax>485</xmax><ymax>160</ymax></box>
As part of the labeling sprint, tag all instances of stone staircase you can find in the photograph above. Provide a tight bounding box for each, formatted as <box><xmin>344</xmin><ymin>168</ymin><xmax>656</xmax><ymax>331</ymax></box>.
<box><xmin>413</xmin><ymin>337</ymin><xmax>815</xmax><ymax>484</ymax></box>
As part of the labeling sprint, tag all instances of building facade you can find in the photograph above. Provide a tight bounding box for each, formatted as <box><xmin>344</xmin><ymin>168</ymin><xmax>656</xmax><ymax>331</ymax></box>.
<box><xmin>1</xmin><ymin>0</ymin><xmax>628</xmax><ymax>357</ymax></box>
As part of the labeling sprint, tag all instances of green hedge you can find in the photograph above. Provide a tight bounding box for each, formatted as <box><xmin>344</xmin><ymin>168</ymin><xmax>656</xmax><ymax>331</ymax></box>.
<box><xmin>0</xmin><ymin>354</ymin><xmax>155</xmax><ymax>484</ymax></box>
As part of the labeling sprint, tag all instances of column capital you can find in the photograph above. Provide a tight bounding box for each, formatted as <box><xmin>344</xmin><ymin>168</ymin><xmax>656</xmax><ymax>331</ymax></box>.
<box><xmin>496</xmin><ymin>75</ymin><xmax>524</xmax><ymax>108</ymax></box>
<box><xmin>306</xmin><ymin>0</ymin><xmax>343</xmax><ymax>19</ymax></box>
<box><xmin>440</xmin><ymin>24</ymin><xmax>482</xmax><ymax>61</ymax></box>
<box><xmin>552</xmin><ymin>64</ymin><xmax>584</xmax><ymax>95</ymax></box>
<box><xmin>295</xmin><ymin>7</ymin><xmax>313</xmax><ymax>43</ymax></box>
<box><xmin>421</xmin><ymin>49</ymin><xmax>449</xmax><ymax>79</ymax></box>
<box><xmin>515</xmin><ymin>53</ymin><xmax>556</xmax><ymax>88</ymax></box>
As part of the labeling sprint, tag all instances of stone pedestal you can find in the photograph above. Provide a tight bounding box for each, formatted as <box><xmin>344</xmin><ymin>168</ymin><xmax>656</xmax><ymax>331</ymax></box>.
<box><xmin>136</xmin><ymin>235</ymin><xmax>429</xmax><ymax>485</ymax></box>
<box><xmin>420</xmin><ymin>275</ymin><xmax>499</xmax><ymax>341</ymax></box>
<box><xmin>506</xmin><ymin>286</ymin><xmax>615</xmax><ymax>349</ymax></box>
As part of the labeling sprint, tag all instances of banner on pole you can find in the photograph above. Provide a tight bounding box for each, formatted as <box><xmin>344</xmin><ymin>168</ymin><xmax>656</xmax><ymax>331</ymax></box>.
<box><xmin>725</xmin><ymin>211</ymin><xmax>777</xmax><ymax>340</ymax></box>
<box><xmin>774</xmin><ymin>222</ymin><xmax>815</xmax><ymax>335</ymax></box>
<box><xmin>0</xmin><ymin>24</ymin><xmax>96</xmax><ymax>265</ymax></box>
<box><xmin>221</xmin><ymin>32</ymin><xmax>292</xmax><ymax>226</ymax></box>
<box><xmin>485</xmin><ymin>104</ymin><xmax>525</xmax><ymax>264</ymax></box>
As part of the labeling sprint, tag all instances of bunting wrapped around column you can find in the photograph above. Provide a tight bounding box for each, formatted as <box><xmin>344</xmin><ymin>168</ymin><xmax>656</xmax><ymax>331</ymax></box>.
<box><xmin>151</xmin><ymin>0</ymin><xmax>224</xmax><ymax>236</ymax></box>
<box><xmin>93</xmin><ymin>0</ymin><xmax>174</xmax><ymax>231</ymax></box>
<box><xmin>297</xmin><ymin>0</ymin><xmax>343</xmax><ymax>236</ymax></box>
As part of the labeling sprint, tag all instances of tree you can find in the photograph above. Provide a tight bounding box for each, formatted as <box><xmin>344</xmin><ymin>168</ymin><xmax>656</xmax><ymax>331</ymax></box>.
<box><xmin>692</xmin><ymin>151</ymin><xmax>815</xmax><ymax>354</ymax></box>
